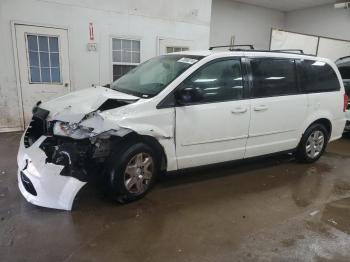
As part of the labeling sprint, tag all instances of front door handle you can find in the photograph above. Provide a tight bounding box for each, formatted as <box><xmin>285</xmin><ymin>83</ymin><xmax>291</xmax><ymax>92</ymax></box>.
<box><xmin>254</xmin><ymin>105</ymin><xmax>268</xmax><ymax>112</ymax></box>
<box><xmin>231</xmin><ymin>107</ymin><xmax>248</xmax><ymax>114</ymax></box>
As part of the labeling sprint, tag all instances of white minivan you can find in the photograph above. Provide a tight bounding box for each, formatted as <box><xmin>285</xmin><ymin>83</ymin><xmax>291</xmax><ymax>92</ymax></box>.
<box><xmin>17</xmin><ymin>47</ymin><xmax>347</xmax><ymax>210</ymax></box>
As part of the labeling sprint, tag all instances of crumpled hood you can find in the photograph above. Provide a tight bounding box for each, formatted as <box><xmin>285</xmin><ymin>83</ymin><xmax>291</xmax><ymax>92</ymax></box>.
<box><xmin>40</xmin><ymin>86</ymin><xmax>139</xmax><ymax>122</ymax></box>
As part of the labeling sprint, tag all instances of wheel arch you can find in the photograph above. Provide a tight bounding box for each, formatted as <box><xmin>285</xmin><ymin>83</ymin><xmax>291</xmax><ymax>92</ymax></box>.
<box><xmin>116</xmin><ymin>132</ymin><xmax>168</xmax><ymax>172</ymax></box>
<box><xmin>303</xmin><ymin>118</ymin><xmax>332</xmax><ymax>139</ymax></box>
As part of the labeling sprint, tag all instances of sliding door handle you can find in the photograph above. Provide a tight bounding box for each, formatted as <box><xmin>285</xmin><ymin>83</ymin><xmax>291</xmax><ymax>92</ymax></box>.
<box><xmin>231</xmin><ymin>107</ymin><xmax>248</xmax><ymax>114</ymax></box>
<box><xmin>254</xmin><ymin>105</ymin><xmax>268</xmax><ymax>112</ymax></box>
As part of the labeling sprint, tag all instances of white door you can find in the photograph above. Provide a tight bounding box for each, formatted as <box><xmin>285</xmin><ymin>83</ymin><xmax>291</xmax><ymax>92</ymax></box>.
<box><xmin>158</xmin><ymin>37</ymin><xmax>193</xmax><ymax>55</ymax></box>
<box><xmin>175</xmin><ymin>58</ymin><xmax>250</xmax><ymax>169</ymax></box>
<box><xmin>245</xmin><ymin>58</ymin><xmax>307</xmax><ymax>158</ymax></box>
<box><xmin>15</xmin><ymin>24</ymin><xmax>70</xmax><ymax>126</ymax></box>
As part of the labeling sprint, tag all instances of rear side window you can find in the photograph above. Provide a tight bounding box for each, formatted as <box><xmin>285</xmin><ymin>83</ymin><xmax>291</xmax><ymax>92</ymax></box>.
<box><xmin>183</xmin><ymin>59</ymin><xmax>244</xmax><ymax>103</ymax></box>
<box><xmin>250</xmin><ymin>59</ymin><xmax>298</xmax><ymax>98</ymax></box>
<box><xmin>299</xmin><ymin>60</ymin><xmax>340</xmax><ymax>93</ymax></box>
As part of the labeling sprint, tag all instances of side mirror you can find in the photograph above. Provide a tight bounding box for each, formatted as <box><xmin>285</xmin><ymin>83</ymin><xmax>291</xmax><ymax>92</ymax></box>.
<box><xmin>175</xmin><ymin>86</ymin><xmax>203</xmax><ymax>105</ymax></box>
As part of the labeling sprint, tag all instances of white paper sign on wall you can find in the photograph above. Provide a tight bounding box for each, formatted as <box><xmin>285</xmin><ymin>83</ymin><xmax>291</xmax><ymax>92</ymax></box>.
<box><xmin>87</xmin><ymin>43</ymin><xmax>97</xmax><ymax>52</ymax></box>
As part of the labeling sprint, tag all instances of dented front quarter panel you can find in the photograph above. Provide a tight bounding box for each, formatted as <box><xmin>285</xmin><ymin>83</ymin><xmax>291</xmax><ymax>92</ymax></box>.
<box><xmin>17</xmin><ymin>135</ymin><xmax>86</xmax><ymax>210</ymax></box>
<box><xmin>79</xmin><ymin>99</ymin><xmax>178</xmax><ymax>171</ymax></box>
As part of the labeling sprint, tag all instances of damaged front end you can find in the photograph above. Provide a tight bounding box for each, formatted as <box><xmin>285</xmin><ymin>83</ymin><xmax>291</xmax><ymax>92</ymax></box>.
<box><xmin>17</xmin><ymin>107</ymin><xmax>119</xmax><ymax>211</ymax></box>
<box><xmin>17</xmin><ymin>86</ymin><xmax>173</xmax><ymax>210</ymax></box>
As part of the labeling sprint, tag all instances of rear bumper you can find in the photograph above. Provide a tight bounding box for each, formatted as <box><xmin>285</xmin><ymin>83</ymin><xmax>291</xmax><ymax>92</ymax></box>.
<box><xmin>17</xmin><ymin>134</ymin><xmax>86</xmax><ymax>211</ymax></box>
<box><xmin>329</xmin><ymin>117</ymin><xmax>346</xmax><ymax>141</ymax></box>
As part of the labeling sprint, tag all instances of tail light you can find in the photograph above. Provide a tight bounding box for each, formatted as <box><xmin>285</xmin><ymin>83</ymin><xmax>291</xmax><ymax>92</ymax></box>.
<box><xmin>344</xmin><ymin>93</ymin><xmax>349</xmax><ymax>112</ymax></box>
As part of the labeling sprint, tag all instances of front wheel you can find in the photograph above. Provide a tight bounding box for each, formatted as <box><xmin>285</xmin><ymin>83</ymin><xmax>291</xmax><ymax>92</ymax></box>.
<box><xmin>107</xmin><ymin>142</ymin><xmax>159</xmax><ymax>204</ymax></box>
<box><xmin>296</xmin><ymin>124</ymin><xmax>329</xmax><ymax>163</ymax></box>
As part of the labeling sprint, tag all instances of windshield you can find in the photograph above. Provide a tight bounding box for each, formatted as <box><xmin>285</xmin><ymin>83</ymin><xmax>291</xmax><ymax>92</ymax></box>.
<box><xmin>111</xmin><ymin>55</ymin><xmax>203</xmax><ymax>98</ymax></box>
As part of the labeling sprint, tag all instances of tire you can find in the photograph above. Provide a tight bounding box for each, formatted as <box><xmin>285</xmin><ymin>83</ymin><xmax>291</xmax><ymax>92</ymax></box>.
<box><xmin>296</xmin><ymin>123</ymin><xmax>329</xmax><ymax>163</ymax></box>
<box><xmin>106</xmin><ymin>142</ymin><xmax>159</xmax><ymax>204</ymax></box>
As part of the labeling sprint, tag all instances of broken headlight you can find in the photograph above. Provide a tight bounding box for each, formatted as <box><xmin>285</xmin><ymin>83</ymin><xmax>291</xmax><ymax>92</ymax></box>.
<box><xmin>53</xmin><ymin>121</ymin><xmax>95</xmax><ymax>139</ymax></box>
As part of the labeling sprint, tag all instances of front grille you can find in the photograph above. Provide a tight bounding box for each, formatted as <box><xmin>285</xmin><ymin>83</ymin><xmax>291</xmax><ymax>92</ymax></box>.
<box><xmin>20</xmin><ymin>171</ymin><xmax>37</xmax><ymax>196</ymax></box>
<box><xmin>24</xmin><ymin>108</ymin><xmax>49</xmax><ymax>148</ymax></box>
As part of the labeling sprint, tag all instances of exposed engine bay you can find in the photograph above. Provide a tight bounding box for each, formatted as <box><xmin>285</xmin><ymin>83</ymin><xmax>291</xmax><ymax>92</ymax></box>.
<box><xmin>39</xmin><ymin>136</ymin><xmax>108</xmax><ymax>181</ymax></box>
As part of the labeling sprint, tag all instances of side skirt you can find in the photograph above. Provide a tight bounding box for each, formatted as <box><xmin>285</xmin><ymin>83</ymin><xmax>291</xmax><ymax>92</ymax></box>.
<box><xmin>165</xmin><ymin>148</ymin><xmax>297</xmax><ymax>176</ymax></box>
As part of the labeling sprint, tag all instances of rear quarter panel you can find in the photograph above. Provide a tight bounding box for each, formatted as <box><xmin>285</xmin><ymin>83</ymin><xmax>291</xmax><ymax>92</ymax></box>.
<box><xmin>302</xmin><ymin>58</ymin><xmax>346</xmax><ymax>141</ymax></box>
<box><xmin>303</xmin><ymin>91</ymin><xmax>345</xmax><ymax>141</ymax></box>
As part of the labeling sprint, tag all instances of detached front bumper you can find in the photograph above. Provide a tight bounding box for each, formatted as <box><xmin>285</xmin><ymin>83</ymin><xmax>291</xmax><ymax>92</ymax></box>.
<box><xmin>17</xmin><ymin>135</ymin><xmax>86</xmax><ymax>211</ymax></box>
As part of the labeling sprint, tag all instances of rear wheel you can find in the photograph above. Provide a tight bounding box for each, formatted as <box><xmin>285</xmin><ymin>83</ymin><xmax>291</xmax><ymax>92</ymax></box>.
<box><xmin>107</xmin><ymin>142</ymin><xmax>159</xmax><ymax>204</ymax></box>
<box><xmin>296</xmin><ymin>124</ymin><xmax>329</xmax><ymax>163</ymax></box>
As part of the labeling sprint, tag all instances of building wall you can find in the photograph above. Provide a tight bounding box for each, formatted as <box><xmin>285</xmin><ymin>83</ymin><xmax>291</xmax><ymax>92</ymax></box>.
<box><xmin>0</xmin><ymin>0</ymin><xmax>212</xmax><ymax>131</ymax></box>
<box><xmin>4</xmin><ymin>0</ymin><xmax>347</xmax><ymax>131</ymax></box>
<box><xmin>285</xmin><ymin>4</ymin><xmax>350</xmax><ymax>41</ymax></box>
<box><xmin>210</xmin><ymin>0</ymin><xmax>285</xmax><ymax>49</ymax></box>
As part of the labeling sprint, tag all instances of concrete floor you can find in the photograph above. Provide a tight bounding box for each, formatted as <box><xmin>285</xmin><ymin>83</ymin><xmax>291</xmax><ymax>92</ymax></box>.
<box><xmin>1</xmin><ymin>132</ymin><xmax>350</xmax><ymax>262</ymax></box>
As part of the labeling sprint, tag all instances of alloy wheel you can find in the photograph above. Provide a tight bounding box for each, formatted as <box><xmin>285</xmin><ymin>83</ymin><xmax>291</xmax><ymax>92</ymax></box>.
<box><xmin>306</xmin><ymin>130</ymin><xmax>325</xmax><ymax>159</ymax></box>
<box><xmin>123</xmin><ymin>152</ymin><xmax>154</xmax><ymax>194</ymax></box>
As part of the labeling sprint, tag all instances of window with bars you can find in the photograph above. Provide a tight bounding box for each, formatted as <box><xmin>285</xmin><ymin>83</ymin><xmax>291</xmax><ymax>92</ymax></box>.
<box><xmin>166</xmin><ymin>46</ymin><xmax>189</xmax><ymax>54</ymax></box>
<box><xmin>112</xmin><ymin>38</ymin><xmax>141</xmax><ymax>81</ymax></box>
<box><xmin>26</xmin><ymin>34</ymin><xmax>61</xmax><ymax>83</ymax></box>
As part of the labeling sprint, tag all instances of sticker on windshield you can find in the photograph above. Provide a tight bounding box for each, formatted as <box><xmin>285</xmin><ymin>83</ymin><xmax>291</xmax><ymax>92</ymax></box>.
<box><xmin>177</xmin><ymin>57</ymin><xmax>198</xmax><ymax>64</ymax></box>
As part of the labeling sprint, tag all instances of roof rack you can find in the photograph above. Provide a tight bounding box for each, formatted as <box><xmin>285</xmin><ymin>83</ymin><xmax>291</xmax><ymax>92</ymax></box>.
<box><xmin>208</xmin><ymin>46</ymin><xmax>313</xmax><ymax>56</ymax></box>
<box><xmin>209</xmin><ymin>45</ymin><xmax>254</xmax><ymax>51</ymax></box>
<box><xmin>270</xmin><ymin>49</ymin><xmax>304</xmax><ymax>54</ymax></box>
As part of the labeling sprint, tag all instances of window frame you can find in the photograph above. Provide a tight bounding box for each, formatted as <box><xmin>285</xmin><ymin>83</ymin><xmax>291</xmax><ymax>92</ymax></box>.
<box><xmin>246</xmin><ymin>57</ymin><xmax>300</xmax><ymax>99</ymax></box>
<box><xmin>25</xmin><ymin>33</ymin><xmax>62</xmax><ymax>85</ymax></box>
<box><xmin>157</xmin><ymin>57</ymin><xmax>249</xmax><ymax>108</ymax></box>
<box><xmin>110</xmin><ymin>36</ymin><xmax>141</xmax><ymax>82</ymax></box>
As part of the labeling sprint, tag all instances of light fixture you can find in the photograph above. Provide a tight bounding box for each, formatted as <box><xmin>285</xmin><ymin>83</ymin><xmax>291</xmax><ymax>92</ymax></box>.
<box><xmin>334</xmin><ymin>2</ymin><xmax>350</xmax><ymax>9</ymax></box>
